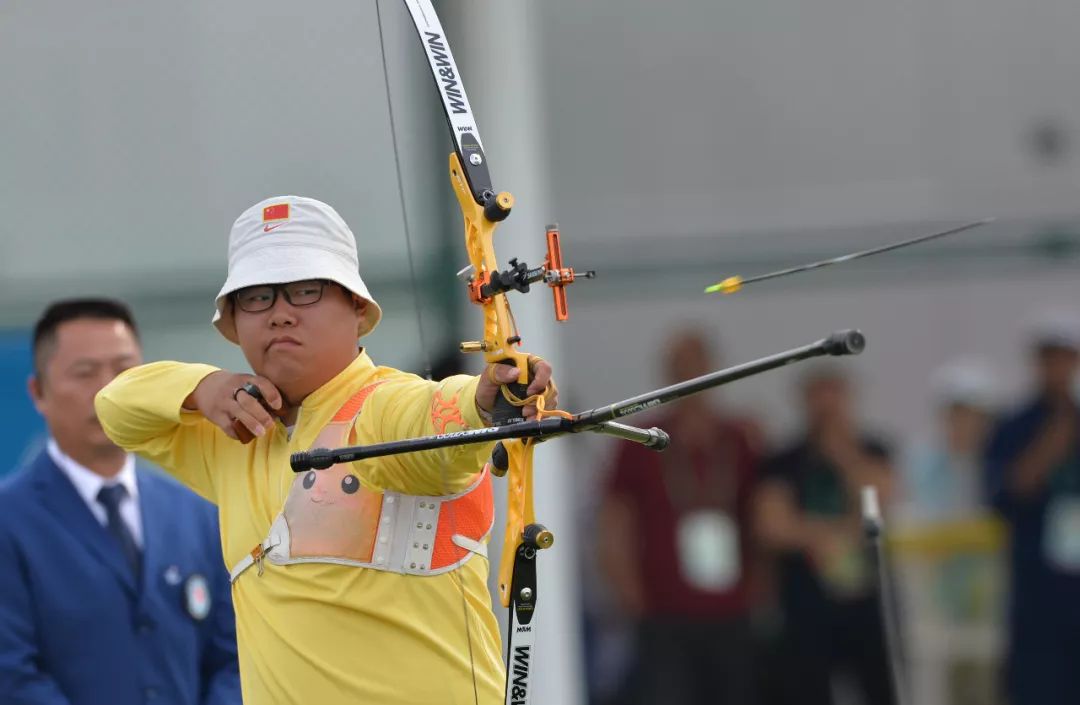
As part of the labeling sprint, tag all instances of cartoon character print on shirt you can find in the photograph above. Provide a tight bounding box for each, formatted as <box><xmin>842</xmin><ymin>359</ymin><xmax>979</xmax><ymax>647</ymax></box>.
<box><xmin>283</xmin><ymin>461</ymin><xmax>383</xmax><ymax>561</ymax></box>
<box><xmin>281</xmin><ymin>384</ymin><xmax>472</xmax><ymax>563</ymax></box>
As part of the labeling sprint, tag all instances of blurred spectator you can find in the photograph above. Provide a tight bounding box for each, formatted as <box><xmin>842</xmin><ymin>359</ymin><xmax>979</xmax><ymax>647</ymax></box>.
<box><xmin>985</xmin><ymin>311</ymin><xmax>1080</xmax><ymax>705</ymax></box>
<box><xmin>894</xmin><ymin>359</ymin><xmax>1005</xmax><ymax>705</ymax></box>
<box><xmin>0</xmin><ymin>299</ymin><xmax>241</xmax><ymax>705</ymax></box>
<box><xmin>754</xmin><ymin>365</ymin><xmax>896</xmax><ymax>705</ymax></box>
<box><xmin>596</xmin><ymin>329</ymin><xmax>761</xmax><ymax>705</ymax></box>
<box><xmin>901</xmin><ymin>359</ymin><xmax>998</xmax><ymax>523</ymax></box>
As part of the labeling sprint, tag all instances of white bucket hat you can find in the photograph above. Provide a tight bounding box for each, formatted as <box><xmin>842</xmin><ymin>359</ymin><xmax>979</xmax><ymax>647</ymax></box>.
<box><xmin>212</xmin><ymin>195</ymin><xmax>382</xmax><ymax>344</ymax></box>
<box><xmin>930</xmin><ymin>358</ymin><xmax>998</xmax><ymax>411</ymax></box>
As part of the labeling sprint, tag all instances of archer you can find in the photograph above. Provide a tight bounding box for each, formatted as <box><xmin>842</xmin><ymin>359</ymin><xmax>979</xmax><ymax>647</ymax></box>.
<box><xmin>95</xmin><ymin>195</ymin><xmax>556</xmax><ymax>705</ymax></box>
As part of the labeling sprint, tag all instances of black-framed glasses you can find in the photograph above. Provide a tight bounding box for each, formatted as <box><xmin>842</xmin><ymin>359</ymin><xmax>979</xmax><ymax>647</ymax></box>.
<box><xmin>233</xmin><ymin>280</ymin><xmax>330</xmax><ymax>313</ymax></box>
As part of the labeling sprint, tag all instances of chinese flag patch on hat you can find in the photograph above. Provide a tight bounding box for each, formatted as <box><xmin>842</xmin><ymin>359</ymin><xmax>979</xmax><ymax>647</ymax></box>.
<box><xmin>263</xmin><ymin>203</ymin><xmax>290</xmax><ymax>222</ymax></box>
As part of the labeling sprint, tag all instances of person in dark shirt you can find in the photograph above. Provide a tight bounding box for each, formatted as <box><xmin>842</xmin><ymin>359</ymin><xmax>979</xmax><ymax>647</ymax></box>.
<box><xmin>755</xmin><ymin>365</ymin><xmax>896</xmax><ymax>705</ymax></box>
<box><xmin>597</xmin><ymin>330</ymin><xmax>762</xmax><ymax>705</ymax></box>
<box><xmin>984</xmin><ymin>314</ymin><xmax>1080</xmax><ymax>705</ymax></box>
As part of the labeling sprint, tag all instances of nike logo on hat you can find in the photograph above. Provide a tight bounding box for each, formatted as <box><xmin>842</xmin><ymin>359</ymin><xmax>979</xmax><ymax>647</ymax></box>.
<box><xmin>263</xmin><ymin>223</ymin><xmax>285</xmax><ymax>232</ymax></box>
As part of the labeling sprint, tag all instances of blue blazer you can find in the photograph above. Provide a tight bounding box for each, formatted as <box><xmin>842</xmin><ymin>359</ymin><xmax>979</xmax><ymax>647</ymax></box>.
<box><xmin>0</xmin><ymin>450</ymin><xmax>241</xmax><ymax>705</ymax></box>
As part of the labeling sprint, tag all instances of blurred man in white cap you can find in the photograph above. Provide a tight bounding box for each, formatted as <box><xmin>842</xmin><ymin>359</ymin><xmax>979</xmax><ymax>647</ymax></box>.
<box><xmin>985</xmin><ymin>310</ymin><xmax>1080</xmax><ymax>705</ymax></box>
<box><xmin>899</xmin><ymin>358</ymin><xmax>998</xmax><ymax>523</ymax></box>
<box><xmin>95</xmin><ymin>196</ymin><xmax>557</xmax><ymax>705</ymax></box>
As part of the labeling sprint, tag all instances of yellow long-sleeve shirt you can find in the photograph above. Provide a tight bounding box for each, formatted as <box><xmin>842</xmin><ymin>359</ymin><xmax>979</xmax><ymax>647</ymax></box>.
<box><xmin>95</xmin><ymin>351</ymin><xmax>504</xmax><ymax>705</ymax></box>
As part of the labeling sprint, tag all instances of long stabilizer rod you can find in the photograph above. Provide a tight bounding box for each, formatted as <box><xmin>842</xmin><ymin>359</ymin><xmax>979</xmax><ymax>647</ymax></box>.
<box><xmin>290</xmin><ymin>329</ymin><xmax>865</xmax><ymax>471</ymax></box>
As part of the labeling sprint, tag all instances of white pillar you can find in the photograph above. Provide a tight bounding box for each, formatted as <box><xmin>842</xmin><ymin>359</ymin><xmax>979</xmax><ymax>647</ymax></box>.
<box><xmin>447</xmin><ymin>2</ymin><xmax>586</xmax><ymax>704</ymax></box>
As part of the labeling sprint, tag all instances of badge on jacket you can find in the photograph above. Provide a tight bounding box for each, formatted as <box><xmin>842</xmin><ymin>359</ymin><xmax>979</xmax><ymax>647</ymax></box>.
<box><xmin>163</xmin><ymin>565</ymin><xmax>182</xmax><ymax>586</ymax></box>
<box><xmin>184</xmin><ymin>574</ymin><xmax>211</xmax><ymax>621</ymax></box>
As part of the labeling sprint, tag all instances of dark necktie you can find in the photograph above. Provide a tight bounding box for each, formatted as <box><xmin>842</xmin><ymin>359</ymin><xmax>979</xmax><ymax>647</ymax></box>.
<box><xmin>96</xmin><ymin>484</ymin><xmax>142</xmax><ymax>581</ymax></box>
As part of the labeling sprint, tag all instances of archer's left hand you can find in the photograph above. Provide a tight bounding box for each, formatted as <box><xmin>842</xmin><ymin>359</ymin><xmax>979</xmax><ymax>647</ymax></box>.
<box><xmin>476</xmin><ymin>357</ymin><xmax>558</xmax><ymax>421</ymax></box>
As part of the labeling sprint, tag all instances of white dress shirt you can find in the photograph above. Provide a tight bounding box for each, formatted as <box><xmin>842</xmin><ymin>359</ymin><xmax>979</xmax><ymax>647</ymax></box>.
<box><xmin>46</xmin><ymin>438</ymin><xmax>143</xmax><ymax>548</ymax></box>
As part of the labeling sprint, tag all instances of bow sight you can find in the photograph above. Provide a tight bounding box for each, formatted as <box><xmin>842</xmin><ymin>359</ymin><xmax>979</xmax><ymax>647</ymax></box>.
<box><xmin>457</xmin><ymin>224</ymin><xmax>597</xmax><ymax>337</ymax></box>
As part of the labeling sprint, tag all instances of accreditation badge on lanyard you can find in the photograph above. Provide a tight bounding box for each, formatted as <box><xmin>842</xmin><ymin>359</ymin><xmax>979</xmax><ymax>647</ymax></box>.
<box><xmin>677</xmin><ymin>510</ymin><xmax>741</xmax><ymax>591</ymax></box>
<box><xmin>1045</xmin><ymin>497</ymin><xmax>1080</xmax><ymax>572</ymax></box>
<box><xmin>662</xmin><ymin>436</ymin><xmax>742</xmax><ymax>592</ymax></box>
<box><xmin>1044</xmin><ymin>456</ymin><xmax>1080</xmax><ymax>573</ymax></box>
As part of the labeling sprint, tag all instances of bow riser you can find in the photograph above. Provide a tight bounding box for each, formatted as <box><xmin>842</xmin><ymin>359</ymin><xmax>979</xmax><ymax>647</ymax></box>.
<box><xmin>450</xmin><ymin>154</ymin><xmax>529</xmax><ymax>378</ymax></box>
<box><xmin>448</xmin><ymin>151</ymin><xmax>537</xmax><ymax>611</ymax></box>
<box><xmin>498</xmin><ymin>440</ymin><xmax>538</xmax><ymax>608</ymax></box>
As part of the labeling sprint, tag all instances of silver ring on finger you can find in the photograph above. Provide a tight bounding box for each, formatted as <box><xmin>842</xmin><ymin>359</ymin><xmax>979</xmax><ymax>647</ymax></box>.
<box><xmin>240</xmin><ymin>381</ymin><xmax>264</xmax><ymax>403</ymax></box>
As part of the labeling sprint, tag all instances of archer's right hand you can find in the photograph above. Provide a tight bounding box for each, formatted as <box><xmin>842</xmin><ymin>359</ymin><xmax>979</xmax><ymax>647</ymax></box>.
<box><xmin>183</xmin><ymin>371</ymin><xmax>284</xmax><ymax>442</ymax></box>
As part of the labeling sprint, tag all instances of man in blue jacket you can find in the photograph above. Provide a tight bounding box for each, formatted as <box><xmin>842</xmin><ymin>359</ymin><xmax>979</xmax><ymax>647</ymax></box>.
<box><xmin>986</xmin><ymin>312</ymin><xmax>1080</xmax><ymax>705</ymax></box>
<box><xmin>0</xmin><ymin>298</ymin><xmax>241</xmax><ymax>705</ymax></box>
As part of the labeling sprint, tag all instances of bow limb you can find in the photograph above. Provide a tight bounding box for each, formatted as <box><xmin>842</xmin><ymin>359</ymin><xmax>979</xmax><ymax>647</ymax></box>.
<box><xmin>498</xmin><ymin>441</ymin><xmax>538</xmax><ymax>604</ymax></box>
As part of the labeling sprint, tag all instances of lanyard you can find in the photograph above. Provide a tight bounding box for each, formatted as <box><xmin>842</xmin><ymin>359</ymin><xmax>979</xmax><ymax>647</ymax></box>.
<box><xmin>657</xmin><ymin>425</ymin><xmax>739</xmax><ymax>516</ymax></box>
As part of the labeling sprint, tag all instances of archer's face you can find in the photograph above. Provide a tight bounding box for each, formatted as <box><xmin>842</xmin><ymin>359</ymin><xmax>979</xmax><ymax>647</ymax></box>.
<box><xmin>233</xmin><ymin>281</ymin><xmax>366</xmax><ymax>399</ymax></box>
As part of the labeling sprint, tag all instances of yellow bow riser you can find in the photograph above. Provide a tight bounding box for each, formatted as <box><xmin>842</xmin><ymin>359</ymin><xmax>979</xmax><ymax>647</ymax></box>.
<box><xmin>447</xmin><ymin>151</ymin><xmax>544</xmax><ymax>608</ymax></box>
